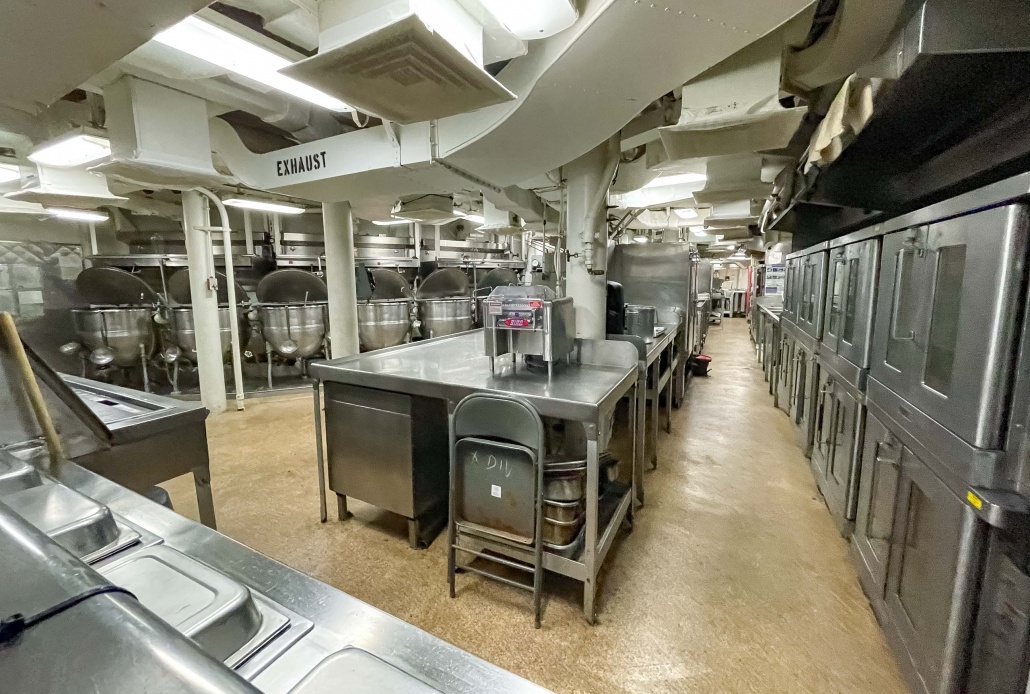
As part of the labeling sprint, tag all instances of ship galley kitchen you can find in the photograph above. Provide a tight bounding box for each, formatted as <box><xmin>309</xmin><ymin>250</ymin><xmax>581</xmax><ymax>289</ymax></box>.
<box><xmin>5</xmin><ymin>1</ymin><xmax>1030</xmax><ymax>693</ymax></box>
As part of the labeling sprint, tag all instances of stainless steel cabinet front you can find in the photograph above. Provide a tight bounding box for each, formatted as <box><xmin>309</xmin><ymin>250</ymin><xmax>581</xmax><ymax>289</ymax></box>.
<box><xmin>796</xmin><ymin>252</ymin><xmax>828</xmax><ymax>341</ymax></box>
<box><xmin>853</xmin><ymin>410</ymin><xmax>901</xmax><ymax>602</ymax></box>
<box><xmin>871</xmin><ymin>204</ymin><xmax>1029</xmax><ymax>449</ymax></box>
<box><xmin>827</xmin><ymin>238</ymin><xmax>879</xmax><ymax>370</ymax></box>
<box><xmin>885</xmin><ymin>448</ymin><xmax>985</xmax><ymax>694</ymax></box>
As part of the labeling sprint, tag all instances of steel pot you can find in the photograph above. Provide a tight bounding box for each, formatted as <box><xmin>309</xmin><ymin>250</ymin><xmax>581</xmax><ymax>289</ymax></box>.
<box><xmin>258</xmin><ymin>303</ymin><xmax>328</xmax><ymax>359</ymax></box>
<box><xmin>418</xmin><ymin>297</ymin><xmax>473</xmax><ymax>339</ymax></box>
<box><xmin>625</xmin><ymin>304</ymin><xmax>657</xmax><ymax>342</ymax></box>
<box><xmin>72</xmin><ymin>307</ymin><xmax>156</xmax><ymax>368</ymax></box>
<box><xmin>167</xmin><ymin>306</ymin><xmax>246</xmax><ymax>360</ymax></box>
<box><xmin>357</xmin><ymin>299</ymin><xmax>412</xmax><ymax>351</ymax></box>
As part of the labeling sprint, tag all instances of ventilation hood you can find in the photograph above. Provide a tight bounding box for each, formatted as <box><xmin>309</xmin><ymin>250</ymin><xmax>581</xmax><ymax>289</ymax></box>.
<box><xmin>281</xmin><ymin>0</ymin><xmax>516</xmax><ymax>124</ymax></box>
<box><xmin>91</xmin><ymin>76</ymin><xmax>234</xmax><ymax>189</ymax></box>
<box><xmin>6</xmin><ymin>165</ymin><xmax>127</xmax><ymax>208</ymax></box>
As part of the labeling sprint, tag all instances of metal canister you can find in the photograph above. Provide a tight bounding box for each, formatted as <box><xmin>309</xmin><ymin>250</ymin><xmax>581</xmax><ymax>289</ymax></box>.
<box><xmin>625</xmin><ymin>304</ymin><xmax>657</xmax><ymax>342</ymax></box>
<box><xmin>418</xmin><ymin>297</ymin><xmax>474</xmax><ymax>339</ymax></box>
<box><xmin>357</xmin><ymin>299</ymin><xmax>412</xmax><ymax>351</ymax></box>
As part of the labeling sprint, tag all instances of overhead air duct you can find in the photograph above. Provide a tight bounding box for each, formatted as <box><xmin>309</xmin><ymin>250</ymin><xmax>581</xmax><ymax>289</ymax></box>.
<box><xmin>92</xmin><ymin>76</ymin><xmax>233</xmax><ymax>189</ymax></box>
<box><xmin>6</xmin><ymin>164</ymin><xmax>127</xmax><ymax>209</ymax></box>
<box><xmin>281</xmin><ymin>0</ymin><xmax>516</xmax><ymax>124</ymax></box>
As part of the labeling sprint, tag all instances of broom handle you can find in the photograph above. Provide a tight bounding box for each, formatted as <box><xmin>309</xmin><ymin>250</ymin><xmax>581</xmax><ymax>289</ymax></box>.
<box><xmin>0</xmin><ymin>312</ymin><xmax>64</xmax><ymax>471</ymax></box>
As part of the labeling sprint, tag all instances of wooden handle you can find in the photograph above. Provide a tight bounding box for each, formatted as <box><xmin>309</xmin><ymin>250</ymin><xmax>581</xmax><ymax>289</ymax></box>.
<box><xmin>0</xmin><ymin>312</ymin><xmax>64</xmax><ymax>471</ymax></box>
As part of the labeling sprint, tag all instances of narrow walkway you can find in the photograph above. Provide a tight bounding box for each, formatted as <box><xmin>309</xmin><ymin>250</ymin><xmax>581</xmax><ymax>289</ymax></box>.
<box><xmin>164</xmin><ymin>319</ymin><xmax>907</xmax><ymax>693</ymax></box>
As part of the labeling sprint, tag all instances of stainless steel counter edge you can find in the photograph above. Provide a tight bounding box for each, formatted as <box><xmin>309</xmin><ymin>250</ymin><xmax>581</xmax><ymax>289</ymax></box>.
<box><xmin>309</xmin><ymin>330</ymin><xmax>638</xmax><ymax>421</ymax></box>
<box><xmin>54</xmin><ymin>462</ymin><xmax>551</xmax><ymax>694</ymax></box>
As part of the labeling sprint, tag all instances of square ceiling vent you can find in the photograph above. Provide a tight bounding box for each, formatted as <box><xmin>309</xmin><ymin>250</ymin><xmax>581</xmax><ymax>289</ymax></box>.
<box><xmin>281</xmin><ymin>13</ymin><xmax>515</xmax><ymax>124</ymax></box>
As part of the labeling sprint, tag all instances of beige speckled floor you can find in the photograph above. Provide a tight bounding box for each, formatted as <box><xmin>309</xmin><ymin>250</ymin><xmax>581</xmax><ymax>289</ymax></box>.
<box><xmin>163</xmin><ymin>319</ymin><xmax>908</xmax><ymax>694</ymax></box>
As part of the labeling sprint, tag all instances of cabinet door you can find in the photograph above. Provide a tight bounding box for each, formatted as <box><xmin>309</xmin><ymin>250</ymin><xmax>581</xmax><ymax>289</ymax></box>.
<box><xmin>838</xmin><ymin>238</ymin><xmax>879</xmax><ymax>370</ymax></box>
<box><xmin>811</xmin><ymin>371</ymin><xmax>835</xmax><ymax>483</ymax></box>
<box><xmin>854</xmin><ymin>410</ymin><xmax>901</xmax><ymax>600</ymax></box>
<box><xmin>871</xmin><ymin>226</ymin><xmax>932</xmax><ymax>399</ymax></box>
<box><xmin>885</xmin><ymin>450</ymin><xmax>984</xmax><ymax>694</ymax></box>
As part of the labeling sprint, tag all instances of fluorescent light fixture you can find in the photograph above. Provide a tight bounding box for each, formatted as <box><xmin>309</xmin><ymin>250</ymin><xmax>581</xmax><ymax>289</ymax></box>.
<box><xmin>223</xmin><ymin>197</ymin><xmax>306</xmax><ymax>215</ymax></box>
<box><xmin>48</xmin><ymin>207</ymin><xmax>109</xmax><ymax>222</ymax></box>
<box><xmin>154</xmin><ymin>17</ymin><xmax>351</xmax><ymax>112</ymax></box>
<box><xmin>0</xmin><ymin>163</ymin><xmax>20</xmax><ymax>184</ymax></box>
<box><xmin>373</xmin><ymin>219</ymin><xmax>412</xmax><ymax>226</ymax></box>
<box><xmin>633</xmin><ymin>235</ymin><xmax>649</xmax><ymax>243</ymax></box>
<box><xmin>643</xmin><ymin>172</ymin><xmax>707</xmax><ymax>189</ymax></box>
<box><xmin>688</xmin><ymin>225</ymin><xmax>707</xmax><ymax>233</ymax></box>
<box><xmin>480</xmin><ymin>0</ymin><xmax>578</xmax><ymax>40</ymax></box>
<box><xmin>29</xmin><ymin>134</ymin><xmax>111</xmax><ymax>168</ymax></box>
<box><xmin>462</xmin><ymin>214</ymin><xmax>485</xmax><ymax>225</ymax></box>
<box><xmin>673</xmin><ymin>208</ymin><xmax>698</xmax><ymax>220</ymax></box>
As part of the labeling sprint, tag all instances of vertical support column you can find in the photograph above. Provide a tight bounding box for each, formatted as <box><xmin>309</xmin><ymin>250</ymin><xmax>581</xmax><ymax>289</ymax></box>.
<box><xmin>565</xmin><ymin>136</ymin><xmax>618</xmax><ymax>339</ymax></box>
<box><xmin>322</xmin><ymin>201</ymin><xmax>360</xmax><ymax>359</ymax></box>
<box><xmin>243</xmin><ymin>210</ymin><xmax>255</xmax><ymax>255</ymax></box>
<box><xmin>182</xmin><ymin>190</ymin><xmax>227</xmax><ymax>413</ymax></box>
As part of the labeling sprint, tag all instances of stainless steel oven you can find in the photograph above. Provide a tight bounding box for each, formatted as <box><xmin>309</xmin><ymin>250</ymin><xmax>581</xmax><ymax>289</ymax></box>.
<box><xmin>871</xmin><ymin>203</ymin><xmax>1030</xmax><ymax>450</ymax></box>
<box><xmin>789</xmin><ymin>245</ymin><xmax>829</xmax><ymax>342</ymax></box>
<box><xmin>775</xmin><ymin>330</ymin><xmax>795</xmax><ymax>414</ymax></box>
<box><xmin>823</xmin><ymin>237</ymin><xmax>880</xmax><ymax>370</ymax></box>
<box><xmin>811</xmin><ymin>360</ymin><xmax>865</xmax><ymax>535</ymax></box>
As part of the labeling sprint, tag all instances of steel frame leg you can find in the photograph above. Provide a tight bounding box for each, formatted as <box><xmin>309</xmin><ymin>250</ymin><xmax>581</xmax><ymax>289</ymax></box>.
<box><xmin>313</xmin><ymin>382</ymin><xmax>327</xmax><ymax>523</ymax></box>
<box><xmin>336</xmin><ymin>494</ymin><xmax>349</xmax><ymax>521</ymax></box>
<box><xmin>583</xmin><ymin>434</ymin><xmax>599</xmax><ymax>625</ymax></box>
<box><xmin>193</xmin><ymin>465</ymin><xmax>217</xmax><ymax>529</ymax></box>
<box><xmin>634</xmin><ymin>372</ymin><xmax>646</xmax><ymax>506</ymax></box>
<box><xmin>650</xmin><ymin>363</ymin><xmax>659</xmax><ymax>470</ymax></box>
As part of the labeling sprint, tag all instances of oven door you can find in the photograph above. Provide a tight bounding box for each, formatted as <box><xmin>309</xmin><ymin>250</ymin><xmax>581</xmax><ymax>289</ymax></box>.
<box><xmin>885</xmin><ymin>449</ymin><xmax>986</xmax><ymax>694</ymax></box>
<box><xmin>797</xmin><ymin>252</ymin><xmax>828</xmax><ymax>341</ymax></box>
<box><xmin>822</xmin><ymin>249</ymin><xmax>847</xmax><ymax>356</ymax></box>
<box><xmin>837</xmin><ymin>238</ymin><xmax>879</xmax><ymax>370</ymax></box>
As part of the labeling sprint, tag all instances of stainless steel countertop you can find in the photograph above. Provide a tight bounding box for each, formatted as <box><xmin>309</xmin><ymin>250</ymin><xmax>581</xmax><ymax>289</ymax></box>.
<box><xmin>608</xmin><ymin>321</ymin><xmax>680</xmax><ymax>370</ymax></box>
<box><xmin>53</xmin><ymin>462</ymin><xmax>550</xmax><ymax>694</ymax></box>
<box><xmin>309</xmin><ymin>330</ymin><xmax>638</xmax><ymax>421</ymax></box>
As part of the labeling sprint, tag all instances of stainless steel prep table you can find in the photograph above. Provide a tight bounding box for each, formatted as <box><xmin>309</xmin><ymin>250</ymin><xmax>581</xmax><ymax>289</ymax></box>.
<box><xmin>610</xmin><ymin>320</ymin><xmax>681</xmax><ymax>505</ymax></box>
<box><xmin>53</xmin><ymin>462</ymin><xmax>550</xmax><ymax>694</ymax></box>
<box><xmin>62</xmin><ymin>374</ymin><xmax>218</xmax><ymax>529</ymax></box>
<box><xmin>309</xmin><ymin>330</ymin><xmax>639</xmax><ymax>623</ymax></box>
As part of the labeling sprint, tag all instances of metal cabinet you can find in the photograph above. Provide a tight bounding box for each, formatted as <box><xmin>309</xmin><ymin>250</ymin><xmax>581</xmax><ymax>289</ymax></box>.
<box><xmin>823</xmin><ymin>238</ymin><xmax>879</xmax><ymax>370</ymax></box>
<box><xmin>792</xmin><ymin>347</ymin><xmax>818</xmax><ymax>457</ymax></box>
<box><xmin>871</xmin><ymin>204</ymin><xmax>1030</xmax><ymax>450</ymax></box>
<box><xmin>852</xmin><ymin>409</ymin><xmax>902</xmax><ymax>610</ymax></box>
<box><xmin>783</xmin><ymin>258</ymin><xmax>800</xmax><ymax>325</ymax></box>
<box><xmin>775</xmin><ymin>332</ymin><xmax>795</xmax><ymax>414</ymax></box>
<box><xmin>884</xmin><ymin>447</ymin><xmax>984</xmax><ymax>694</ymax></box>
<box><xmin>811</xmin><ymin>366</ymin><xmax>865</xmax><ymax>534</ymax></box>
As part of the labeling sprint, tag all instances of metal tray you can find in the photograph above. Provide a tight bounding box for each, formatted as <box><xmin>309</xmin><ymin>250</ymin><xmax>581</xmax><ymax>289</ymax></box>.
<box><xmin>544</xmin><ymin>524</ymin><xmax>585</xmax><ymax>559</ymax></box>
<box><xmin>98</xmin><ymin>546</ymin><xmax>289</xmax><ymax>666</ymax></box>
<box><xmin>542</xmin><ymin>513</ymin><xmax>584</xmax><ymax>546</ymax></box>
<box><xmin>0</xmin><ymin>453</ymin><xmax>42</xmax><ymax>496</ymax></box>
<box><xmin>544</xmin><ymin>498</ymin><xmax>584</xmax><ymax>523</ymax></box>
<box><xmin>543</xmin><ymin>471</ymin><xmax>585</xmax><ymax>502</ymax></box>
<box><xmin>4</xmin><ymin>483</ymin><xmax>139</xmax><ymax>562</ymax></box>
<box><xmin>288</xmin><ymin>647</ymin><xmax>440</xmax><ymax>694</ymax></box>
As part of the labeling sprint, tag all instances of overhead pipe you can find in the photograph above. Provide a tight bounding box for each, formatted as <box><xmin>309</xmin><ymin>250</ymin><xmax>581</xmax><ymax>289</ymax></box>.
<box><xmin>194</xmin><ymin>187</ymin><xmax>246</xmax><ymax>411</ymax></box>
<box><xmin>583</xmin><ymin>135</ymin><xmax>621</xmax><ymax>276</ymax></box>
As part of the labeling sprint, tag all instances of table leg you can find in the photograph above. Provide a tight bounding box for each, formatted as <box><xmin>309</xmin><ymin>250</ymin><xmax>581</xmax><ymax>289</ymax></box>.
<box><xmin>665</xmin><ymin>363</ymin><xmax>673</xmax><ymax>434</ymax></box>
<box><xmin>650</xmin><ymin>363</ymin><xmax>659</xmax><ymax>470</ymax></box>
<box><xmin>313</xmin><ymin>382</ymin><xmax>327</xmax><ymax>523</ymax></box>
<box><xmin>336</xmin><ymin>494</ymin><xmax>350</xmax><ymax>521</ymax></box>
<box><xmin>583</xmin><ymin>434</ymin><xmax>599</xmax><ymax>624</ymax></box>
<box><xmin>635</xmin><ymin>372</ymin><xmax>646</xmax><ymax>506</ymax></box>
<box><xmin>193</xmin><ymin>465</ymin><xmax>217</xmax><ymax>529</ymax></box>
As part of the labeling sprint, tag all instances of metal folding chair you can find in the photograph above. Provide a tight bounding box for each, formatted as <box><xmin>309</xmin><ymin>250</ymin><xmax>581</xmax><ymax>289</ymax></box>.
<box><xmin>447</xmin><ymin>393</ymin><xmax>546</xmax><ymax>627</ymax></box>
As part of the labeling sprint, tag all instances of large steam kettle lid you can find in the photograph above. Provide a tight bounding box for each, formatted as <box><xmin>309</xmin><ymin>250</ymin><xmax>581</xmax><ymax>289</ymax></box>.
<box><xmin>76</xmin><ymin>267</ymin><xmax>160</xmax><ymax>306</ymax></box>
<box><xmin>417</xmin><ymin>268</ymin><xmax>469</xmax><ymax>299</ymax></box>
<box><xmin>370</xmin><ymin>269</ymin><xmax>412</xmax><ymax>300</ymax></box>
<box><xmin>476</xmin><ymin>268</ymin><xmax>519</xmax><ymax>293</ymax></box>
<box><xmin>168</xmin><ymin>269</ymin><xmax>248</xmax><ymax>305</ymax></box>
<box><xmin>256</xmin><ymin>269</ymin><xmax>329</xmax><ymax>303</ymax></box>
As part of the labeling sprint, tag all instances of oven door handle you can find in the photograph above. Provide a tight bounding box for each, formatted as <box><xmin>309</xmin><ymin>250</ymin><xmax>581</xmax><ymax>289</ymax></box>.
<box><xmin>889</xmin><ymin>248</ymin><xmax>916</xmax><ymax>342</ymax></box>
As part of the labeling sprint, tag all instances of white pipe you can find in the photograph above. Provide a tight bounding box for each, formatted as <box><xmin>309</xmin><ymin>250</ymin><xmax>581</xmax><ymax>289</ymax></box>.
<box><xmin>583</xmin><ymin>135</ymin><xmax>620</xmax><ymax>275</ymax></box>
<box><xmin>195</xmin><ymin>187</ymin><xmax>245</xmax><ymax>411</ymax></box>
<box><xmin>322</xmin><ymin>201</ymin><xmax>360</xmax><ymax>358</ymax></box>
<box><xmin>182</xmin><ymin>191</ymin><xmax>227</xmax><ymax>413</ymax></box>
<box><xmin>243</xmin><ymin>210</ymin><xmax>255</xmax><ymax>255</ymax></box>
<box><xmin>271</xmin><ymin>213</ymin><xmax>282</xmax><ymax>254</ymax></box>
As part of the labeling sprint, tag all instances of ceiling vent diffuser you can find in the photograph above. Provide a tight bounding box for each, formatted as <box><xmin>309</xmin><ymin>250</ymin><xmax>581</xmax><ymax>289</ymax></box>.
<box><xmin>391</xmin><ymin>194</ymin><xmax>460</xmax><ymax>224</ymax></box>
<box><xmin>282</xmin><ymin>0</ymin><xmax>515</xmax><ymax>124</ymax></box>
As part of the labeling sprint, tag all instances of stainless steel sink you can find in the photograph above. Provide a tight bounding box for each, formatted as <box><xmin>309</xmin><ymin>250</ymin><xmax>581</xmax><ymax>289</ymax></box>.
<box><xmin>99</xmin><ymin>546</ymin><xmax>289</xmax><ymax>666</ymax></box>
<box><xmin>3</xmin><ymin>483</ymin><xmax>139</xmax><ymax>562</ymax></box>
<box><xmin>0</xmin><ymin>453</ymin><xmax>42</xmax><ymax>496</ymax></box>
